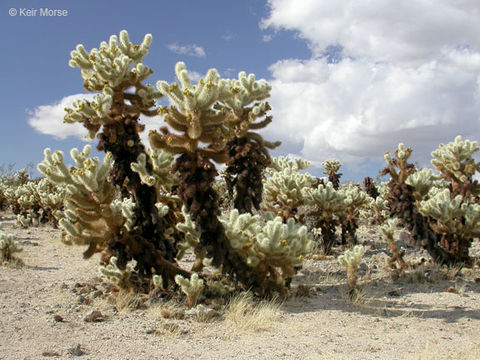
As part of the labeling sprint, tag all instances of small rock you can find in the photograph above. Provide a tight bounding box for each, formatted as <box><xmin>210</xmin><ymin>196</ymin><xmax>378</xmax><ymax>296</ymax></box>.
<box><xmin>294</xmin><ymin>284</ymin><xmax>312</xmax><ymax>297</ymax></box>
<box><xmin>67</xmin><ymin>344</ymin><xmax>86</xmax><ymax>356</ymax></box>
<box><xmin>91</xmin><ymin>290</ymin><xmax>103</xmax><ymax>299</ymax></box>
<box><xmin>84</xmin><ymin>310</ymin><xmax>105</xmax><ymax>322</ymax></box>
<box><xmin>146</xmin><ymin>328</ymin><xmax>156</xmax><ymax>335</ymax></box>
<box><xmin>53</xmin><ymin>315</ymin><xmax>64</xmax><ymax>322</ymax></box>
<box><xmin>387</xmin><ymin>290</ymin><xmax>401</xmax><ymax>297</ymax></box>
<box><xmin>358</xmin><ymin>263</ymin><xmax>369</xmax><ymax>274</ymax></box>
<box><xmin>185</xmin><ymin>304</ymin><xmax>219</xmax><ymax>320</ymax></box>
<box><xmin>444</xmin><ymin>287</ymin><xmax>456</xmax><ymax>293</ymax></box>
<box><xmin>77</xmin><ymin>295</ymin><xmax>90</xmax><ymax>305</ymax></box>
<box><xmin>42</xmin><ymin>351</ymin><xmax>60</xmax><ymax>357</ymax></box>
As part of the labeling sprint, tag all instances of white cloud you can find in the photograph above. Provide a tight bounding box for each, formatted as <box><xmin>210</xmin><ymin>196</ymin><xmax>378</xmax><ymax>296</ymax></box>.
<box><xmin>166</xmin><ymin>43</ymin><xmax>206</xmax><ymax>58</ymax></box>
<box><xmin>261</xmin><ymin>0</ymin><xmax>480</xmax><ymax>65</ymax></box>
<box><xmin>263</xmin><ymin>34</ymin><xmax>273</xmax><ymax>42</ymax></box>
<box><xmin>28</xmin><ymin>94</ymin><xmax>165</xmax><ymax>146</ymax></box>
<box><xmin>261</xmin><ymin>0</ymin><xmax>480</xmax><ymax>168</ymax></box>
<box><xmin>187</xmin><ymin>70</ymin><xmax>203</xmax><ymax>82</ymax></box>
<box><xmin>28</xmin><ymin>94</ymin><xmax>94</xmax><ymax>140</ymax></box>
<box><xmin>222</xmin><ymin>33</ymin><xmax>233</xmax><ymax>41</ymax></box>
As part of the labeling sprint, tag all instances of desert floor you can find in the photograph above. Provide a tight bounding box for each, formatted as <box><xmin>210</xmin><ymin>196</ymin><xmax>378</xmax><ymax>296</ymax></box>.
<box><xmin>1</xmin><ymin>212</ymin><xmax>480</xmax><ymax>360</ymax></box>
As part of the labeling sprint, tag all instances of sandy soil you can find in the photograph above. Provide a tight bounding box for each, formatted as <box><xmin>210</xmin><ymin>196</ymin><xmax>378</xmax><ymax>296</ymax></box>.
<box><xmin>1</xmin><ymin>213</ymin><xmax>480</xmax><ymax>360</ymax></box>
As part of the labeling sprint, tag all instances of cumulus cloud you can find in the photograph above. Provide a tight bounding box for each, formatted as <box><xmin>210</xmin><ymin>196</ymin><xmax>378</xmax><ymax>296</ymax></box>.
<box><xmin>187</xmin><ymin>70</ymin><xmax>204</xmax><ymax>82</ymax></box>
<box><xmin>166</xmin><ymin>43</ymin><xmax>206</xmax><ymax>58</ymax></box>
<box><xmin>28</xmin><ymin>94</ymin><xmax>94</xmax><ymax>140</ymax></box>
<box><xmin>261</xmin><ymin>0</ymin><xmax>480</xmax><ymax>65</ymax></box>
<box><xmin>28</xmin><ymin>93</ymin><xmax>165</xmax><ymax>145</ymax></box>
<box><xmin>261</xmin><ymin>0</ymin><xmax>480</xmax><ymax>168</ymax></box>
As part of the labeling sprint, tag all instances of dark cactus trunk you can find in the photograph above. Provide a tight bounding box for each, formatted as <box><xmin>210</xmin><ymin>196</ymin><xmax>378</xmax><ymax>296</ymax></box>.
<box><xmin>340</xmin><ymin>215</ymin><xmax>358</xmax><ymax>248</ymax></box>
<box><xmin>97</xmin><ymin>112</ymin><xmax>188</xmax><ymax>285</ymax></box>
<box><xmin>315</xmin><ymin>218</ymin><xmax>337</xmax><ymax>255</ymax></box>
<box><xmin>363</xmin><ymin>176</ymin><xmax>379</xmax><ymax>199</ymax></box>
<box><xmin>328</xmin><ymin>173</ymin><xmax>342</xmax><ymax>190</ymax></box>
<box><xmin>224</xmin><ymin>137</ymin><xmax>270</xmax><ymax>214</ymax></box>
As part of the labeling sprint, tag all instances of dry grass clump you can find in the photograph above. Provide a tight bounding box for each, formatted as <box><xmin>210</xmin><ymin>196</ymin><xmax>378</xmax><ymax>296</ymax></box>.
<box><xmin>148</xmin><ymin>299</ymin><xmax>185</xmax><ymax>320</ymax></box>
<box><xmin>222</xmin><ymin>292</ymin><xmax>282</xmax><ymax>335</ymax></box>
<box><xmin>111</xmin><ymin>289</ymin><xmax>148</xmax><ymax>312</ymax></box>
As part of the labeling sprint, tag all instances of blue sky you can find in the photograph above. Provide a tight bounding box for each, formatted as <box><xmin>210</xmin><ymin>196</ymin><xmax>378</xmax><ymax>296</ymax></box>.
<box><xmin>2</xmin><ymin>0</ymin><xmax>480</xmax><ymax>182</ymax></box>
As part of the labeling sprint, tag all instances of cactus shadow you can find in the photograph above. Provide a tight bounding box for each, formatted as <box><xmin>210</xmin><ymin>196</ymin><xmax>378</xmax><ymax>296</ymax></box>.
<box><xmin>285</xmin><ymin>274</ymin><xmax>480</xmax><ymax>324</ymax></box>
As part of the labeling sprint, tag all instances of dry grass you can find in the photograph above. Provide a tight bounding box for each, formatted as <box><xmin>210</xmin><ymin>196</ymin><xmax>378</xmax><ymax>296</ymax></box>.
<box><xmin>222</xmin><ymin>292</ymin><xmax>282</xmax><ymax>336</ymax></box>
<box><xmin>147</xmin><ymin>298</ymin><xmax>185</xmax><ymax>320</ymax></box>
<box><xmin>153</xmin><ymin>322</ymin><xmax>185</xmax><ymax>338</ymax></box>
<box><xmin>112</xmin><ymin>289</ymin><xmax>147</xmax><ymax>312</ymax></box>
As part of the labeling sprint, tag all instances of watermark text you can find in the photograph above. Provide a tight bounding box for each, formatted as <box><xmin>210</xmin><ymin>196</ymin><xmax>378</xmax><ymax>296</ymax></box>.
<box><xmin>9</xmin><ymin>8</ymin><xmax>69</xmax><ymax>17</ymax></box>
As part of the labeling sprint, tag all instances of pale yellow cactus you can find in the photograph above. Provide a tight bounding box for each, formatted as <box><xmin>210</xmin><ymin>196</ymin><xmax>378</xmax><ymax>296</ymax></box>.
<box><xmin>175</xmin><ymin>273</ymin><xmax>204</xmax><ymax>308</ymax></box>
<box><xmin>66</xmin><ymin>30</ymin><xmax>160</xmax><ymax>139</ymax></box>
<box><xmin>380</xmin><ymin>218</ymin><xmax>407</xmax><ymax>270</ymax></box>
<box><xmin>262</xmin><ymin>165</ymin><xmax>315</xmax><ymax>220</ymax></box>
<box><xmin>99</xmin><ymin>256</ymin><xmax>132</xmax><ymax>289</ymax></box>
<box><xmin>38</xmin><ymin>145</ymin><xmax>126</xmax><ymax>258</ymax></box>
<box><xmin>0</xmin><ymin>231</ymin><xmax>22</xmax><ymax>262</ymax></box>
<box><xmin>131</xmin><ymin>147</ymin><xmax>176</xmax><ymax>191</ymax></box>
<box><xmin>405</xmin><ymin>168</ymin><xmax>438</xmax><ymax>201</ymax></box>
<box><xmin>418</xmin><ymin>188</ymin><xmax>480</xmax><ymax>239</ymax></box>
<box><xmin>431</xmin><ymin>135</ymin><xmax>480</xmax><ymax>183</ymax></box>
<box><xmin>338</xmin><ymin>245</ymin><xmax>365</xmax><ymax>298</ymax></box>
<box><xmin>322</xmin><ymin>159</ymin><xmax>341</xmax><ymax>176</ymax></box>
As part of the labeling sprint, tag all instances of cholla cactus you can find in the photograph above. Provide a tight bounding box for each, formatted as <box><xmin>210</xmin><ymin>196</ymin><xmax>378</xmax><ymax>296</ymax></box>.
<box><xmin>65</xmin><ymin>30</ymin><xmax>159</xmax><ymax>138</ymax></box>
<box><xmin>405</xmin><ymin>169</ymin><xmax>438</xmax><ymax>201</ymax></box>
<box><xmin>418</xmin><ymin>188</ymin><xmax>480</xmax><ymax>261</ymax></box>
<box><xmin>362</xmin><ymin>182</ymin><xmax>389</xmax><ymax>225</ymax></box>
<box><xmin>338</xmin><ymin>245</ymin><xmax>365</xmax><ymax>299</ymax></box>
<box><xmin>175</xmin><ymin>206</ymin><xmax>202</xmax><ymax>270</ymax></box>
<box><xmin>0</xmin><ymin>231</ymin><xmax>22</xmax><ymax>262</ymax></box>
<box><xmin>221</xmin><ymin>72</ymin><xmax>281</xmax><ymax>214</ymax></box>
<box><xmin>0</xmin><ymin>179</ymin><xmax>10</xmax><ymax>210</ymax></box>
<box><xmin>267</xmin><ymin>156</ymin><xmax>310</xmax><ymax>175</ymax></box>
<box><xmin>431</xmin><ymin>136</ymin><xmax>480</xmax><ymax>194</ymax></box>
<box><xmin>212</xmin><ymin>175</ymin><xmax>231</xmax><ymax>210</ymax></box>
<box><xmin>262</xmin><ymin>161</ymin><xmax>316</xmax><ymax>222</ymax></box>
<box><xmin>254</xmin><ymin>216</ymin><xmax>313</xmax><ymax>272</ymax></box>
<box><xmin>151</xmin><ymin>62</ymin><xmax>283</xmax><ymax>293</ymax></box>
<box><xmin>99</xmin><ymin>256</ymin><xmax>133</xmax><ymax>289</ymax></box>
<box><xmin>130</xmin><ymin>147</ymin><xmax>176</xmax><ymax>191</ymax></box>
<box><xmin>302</xmin><ymin>182</ymin><xmax>346</xmax><ymax>254</ymax></box>
<box><xmin>382</xmin><ymin>143</ymin><xmax>415</xmax><ymax>184</ymax></box>
<box><xmin>175</xmin><ymin>273</ymin><xmax>204</xmax><ymax>308</ymax></box>
<box><xmin>380</xmin><ymin>218</ymin><xmax>407</xmax><ymax>270</ymax></box>
<box><xmin>36</xmin><ymin>178</ymin><xmax>65</xmax><ymax>228</ymax></box>
<box><xmin>150</xmin><ymin>62</ymin><xmax>230</xmax><ymax>159</ymax></box>
<box><xmin>48</xmin><ymin>30</ymin><xmax>193</xmax><ymax>287</ymax></box>
<box><xmin>322</xmin><ymin>159</ymin><xmax>342</xmax><ymax>189</ymax></box>
<box><xmin>38</xmin><ymin>146</ymin><xmax>121</xmax><ymax>258</ymax></box>
<box><xmin>382</xmin><ymin>139</ymin><xmax>479</xmax><ymax>265</ymax></box>
<box><xmin>220</xmin><ymin>209</ymin><xmax>313</xmax><ymax>296</ymax></box>
<box><xmin>5</xmin><ymin>175</ymin><xmax>65</xmax><ymax>229</ymax></box>
<box><xmin>339</xmin><ymin>184</ymin><xmax>371</xmax><ymax>248</ymax></box>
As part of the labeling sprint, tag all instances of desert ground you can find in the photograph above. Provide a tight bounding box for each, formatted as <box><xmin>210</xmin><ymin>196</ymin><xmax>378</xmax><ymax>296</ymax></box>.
<box><xmin>1</xmin><ymin>211</ymin><xmax>480</xmax><ymax>360</ymax></box>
